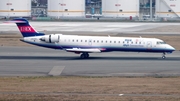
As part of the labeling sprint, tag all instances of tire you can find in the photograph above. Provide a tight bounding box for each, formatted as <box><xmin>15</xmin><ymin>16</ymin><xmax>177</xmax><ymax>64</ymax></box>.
<box><xmin>80</xmin><ymin>54</ymin><xmax>85</xmax><ymax>59</ymax></box>
<box><xmin>85</xmin><ymin>53</ymin><xmax>89</xmax><ymax>58</ymax></box>
<box><xmin>162</xmin><ymin>56</ymin><xmax>166</xmax><ymax>59</ymax></box>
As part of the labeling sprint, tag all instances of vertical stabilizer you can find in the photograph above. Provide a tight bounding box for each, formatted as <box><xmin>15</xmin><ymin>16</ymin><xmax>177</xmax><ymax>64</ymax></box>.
<box><xmin>10</xmin><ymin>18</ymin><xmax>45</xmax><ymax>37</ymax></box>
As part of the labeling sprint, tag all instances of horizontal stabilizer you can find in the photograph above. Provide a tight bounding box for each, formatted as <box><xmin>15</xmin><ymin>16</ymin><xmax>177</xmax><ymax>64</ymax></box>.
<box><xmin>66</xmin><ymin>48</ymin><xmax>102</xmax><ymax>53</ymax></box>
<box><xmin>4</xmin><ymin>21</ymin><xmax>26</xmax><ymax>23</ymax></box>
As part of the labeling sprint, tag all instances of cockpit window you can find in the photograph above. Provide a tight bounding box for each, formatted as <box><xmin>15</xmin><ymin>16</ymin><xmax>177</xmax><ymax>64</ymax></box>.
<box><xmin>157</xmin><ymin>41</ymin><xmax>166</xmax><ymax>45</ymax></box>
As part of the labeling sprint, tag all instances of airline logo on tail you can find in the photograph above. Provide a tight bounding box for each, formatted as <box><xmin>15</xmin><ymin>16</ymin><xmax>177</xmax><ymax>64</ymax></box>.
<box><xmin>4</xmin><ymin>18</ymin><xmax>45</xmax><ymax>37</ymax></box>
<box><xmin>18</xmin><ymin>26</ymin><xmax>36</xmax><ymax>32</ymax></box>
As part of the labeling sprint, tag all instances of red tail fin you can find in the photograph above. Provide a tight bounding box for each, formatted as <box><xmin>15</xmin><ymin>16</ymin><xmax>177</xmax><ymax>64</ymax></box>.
<box><xmin>5</xmin><ymin>18</ymin><xmax>45</xmax><ymax>37</ymax></box>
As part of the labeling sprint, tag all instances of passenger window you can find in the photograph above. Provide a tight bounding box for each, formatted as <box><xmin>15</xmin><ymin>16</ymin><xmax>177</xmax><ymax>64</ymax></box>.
<box><xmin>118</xmin><ymin>41</ymin><xmax>120</xmax><ymax>43</ymax></box>
<box><xmin>114</xmin><ymin>41</ymin><xmax>116</xmax><ymax>43</ymax></box>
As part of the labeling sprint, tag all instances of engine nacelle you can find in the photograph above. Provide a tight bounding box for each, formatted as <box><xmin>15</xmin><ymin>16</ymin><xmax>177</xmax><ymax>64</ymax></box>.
<box><xmin>40</xmin><ymin>34</ymin><xmax>59</xmax><ymax>43</ymax></box>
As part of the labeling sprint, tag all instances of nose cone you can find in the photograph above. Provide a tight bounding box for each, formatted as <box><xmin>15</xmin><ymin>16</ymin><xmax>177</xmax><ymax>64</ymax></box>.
<box><xmin>167</xmin><ymin>45</ymin><xmax>175</xmax><ymax>52</ymax></box>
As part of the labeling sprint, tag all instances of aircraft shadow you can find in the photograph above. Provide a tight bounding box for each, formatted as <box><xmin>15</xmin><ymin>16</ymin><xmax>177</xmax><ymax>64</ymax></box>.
<box><xmin>0</xmin><ymin>56</ymin><xmax>180</xmax><ymax>61</ymax></box>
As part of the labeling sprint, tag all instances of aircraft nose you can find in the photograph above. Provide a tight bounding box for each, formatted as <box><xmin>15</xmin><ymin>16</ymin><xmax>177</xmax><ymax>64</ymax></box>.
<box><xmin>167</xmin><ymin>45</ymin><xmax>175</xmax><ymax>51</ymax></box>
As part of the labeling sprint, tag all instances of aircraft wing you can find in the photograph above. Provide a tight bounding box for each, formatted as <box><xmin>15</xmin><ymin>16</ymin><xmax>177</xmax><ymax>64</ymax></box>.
<box><xmin>65</xmin><ymin>48</ymin><xmax>104</xmax><ymax>53</ymax></box>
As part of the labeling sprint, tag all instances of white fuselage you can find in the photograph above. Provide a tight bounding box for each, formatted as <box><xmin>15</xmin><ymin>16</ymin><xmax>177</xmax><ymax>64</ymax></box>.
<box><xmin>21</xmin><ymin>34</ymin><xmax>175</xmax><ymax>53</ymax></box>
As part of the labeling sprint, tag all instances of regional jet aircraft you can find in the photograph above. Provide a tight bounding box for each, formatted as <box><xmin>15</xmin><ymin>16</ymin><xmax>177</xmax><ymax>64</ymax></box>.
<box><xmin>5</xmin><ymin>18</ymin><xmax>175</xmax><ymax>59</ymax></box>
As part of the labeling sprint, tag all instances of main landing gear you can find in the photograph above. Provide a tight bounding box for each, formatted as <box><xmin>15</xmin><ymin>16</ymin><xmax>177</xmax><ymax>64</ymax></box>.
<box><xmin>80</xmin><ymin>53</ymin><xmax>89</xmax><ymax>59</ymax></box>
<box><xmin>162</xmin><ymin>52</ymin><xmax>166</xmax><ymax>59</ymax></box>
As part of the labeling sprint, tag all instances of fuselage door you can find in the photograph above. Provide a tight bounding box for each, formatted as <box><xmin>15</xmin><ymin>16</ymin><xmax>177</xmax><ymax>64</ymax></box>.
<box><xmin>56</xmin><ymin>35</ymin><xmax>63</xmax><ymax>49</ymax></box>
<box><xmin>88</xmin><ymin>39</ymin><xmax>92</xmax><ymax>46</ymax></box>
<box><xmin>55</xmin><ymin>35</ymin><xmax>60</xmax><ymax>44</ymax></box>
<box><xmin>147</xmin><ymin>41</ymin><xmax>152</xmax><ymax>48</ymax></box>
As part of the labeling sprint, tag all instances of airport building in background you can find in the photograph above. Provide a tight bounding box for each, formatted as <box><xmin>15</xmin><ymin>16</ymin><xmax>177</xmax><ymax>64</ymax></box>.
<box><xmin>0</xmin><ymin>0</ymin><xmax>180</xmax><ymax>20</ymax></box>
<box><xmin>48</xmin><ymin>0</ymin><xmax>85</xmax><ymax>18</ymax></box>
<box><xmin>0</xmin><ymin>0</ymin><xmax>31</xmax><ymax>18</ymax></box>
<box><xmin>102</xmin><ymin>0</ymin><xmax>139</xmax><ymax>18</ymax></box>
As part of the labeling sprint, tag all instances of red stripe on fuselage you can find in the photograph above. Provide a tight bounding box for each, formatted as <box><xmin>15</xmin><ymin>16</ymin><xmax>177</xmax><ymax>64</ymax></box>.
<box><xmin>18</xmin><ymin>26</ymin><xmax>36</xmax><ymax>32</ymax></box>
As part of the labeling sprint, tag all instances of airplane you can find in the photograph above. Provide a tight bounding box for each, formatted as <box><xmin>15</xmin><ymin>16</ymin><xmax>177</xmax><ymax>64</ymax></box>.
<box><xmin>5</xmin><ymin>18</ymin><xmax>175</xmax><ymax>59</ymax></box>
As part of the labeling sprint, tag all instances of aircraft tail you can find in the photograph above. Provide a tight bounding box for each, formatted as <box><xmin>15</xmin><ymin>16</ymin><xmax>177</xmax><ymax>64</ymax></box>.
<box><xmin>6</xmin><ymin>18</ymin><xmax>45</xmax><ymax>37</ymax></box>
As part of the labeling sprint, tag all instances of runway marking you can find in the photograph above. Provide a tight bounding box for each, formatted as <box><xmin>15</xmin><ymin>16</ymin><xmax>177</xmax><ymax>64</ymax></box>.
<box><xmin>107</xmin><ymin>25</ymin><xmax>141</xmax><ymax>28</ymax></box>
<box><xmin>119</xmin><ymin>94</ymin><xmax>124</xmax><ymax>96</ymax></box>
<box><xmin>0</xmin><ymin>92</ymin><xmax>179</xmax><ymax>97</ymax></box>
<box><xmin>59</xmin><ymin>28</ymin><xmax>117</xmax><ymax>32</ymax></box>
<box><xmin>92</xmin><ymin>28</ymin><xmax>117</xmax><ymax>32</ymax></box>
<box><xmin>48</xmin><ymin>66</ymin><xmax>65</xmax><ymax>76</ymax></box>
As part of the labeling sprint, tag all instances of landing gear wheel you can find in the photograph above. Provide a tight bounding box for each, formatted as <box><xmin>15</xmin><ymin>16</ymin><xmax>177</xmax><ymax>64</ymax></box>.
<box><xmin>80</xmin><ymin>54</ymin><xmax>85</xmax><ymax>59</ymax></box>
<box><xmin>162</xmin><ymin>52</ymin><xmax>166</xmax><ymax>59</ymax></box>
<box><xmin>84</xmin><ymin>53</ymin><xmax>89</xmax><ymax>58</ymax></box>
<box><xmin>162</xmin><ymin>55</ymin><xmax>166</xmax><ymax>59</ymax></box>
<box><xmin>80</xmin><ymin>53</ymin><xmax>89</xmax><ymax>59</ymax></box>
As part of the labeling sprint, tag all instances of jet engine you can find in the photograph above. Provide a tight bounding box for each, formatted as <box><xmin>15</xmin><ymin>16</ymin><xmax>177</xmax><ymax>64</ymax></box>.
<box><xmin>40</xmin><ymin>34</ymin><xmax>59</xmax><ymax>43</ymax></box>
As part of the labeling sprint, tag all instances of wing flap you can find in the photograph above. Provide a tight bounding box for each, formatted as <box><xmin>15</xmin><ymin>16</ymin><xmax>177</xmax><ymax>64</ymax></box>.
<box><xmin>66</xmin><ymin>48</ymin><xmax>102</xmax><ymax>53</ymax></box>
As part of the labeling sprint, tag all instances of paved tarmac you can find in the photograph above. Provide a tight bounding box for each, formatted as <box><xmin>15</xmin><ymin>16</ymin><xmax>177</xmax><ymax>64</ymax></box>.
<box><xmin>1</xmin><ymin>21</ymin><xmax>180</xmax><ymax>35</ymax></box>
<box><xmin>0</xmin><ymin>46</ymin><xmax>180</xmax><ymax>77</ymax></box>
<box><xmin>0</xmin><ymin>21</ymin><xmax>180</xmax><ymax>77</ymax></box>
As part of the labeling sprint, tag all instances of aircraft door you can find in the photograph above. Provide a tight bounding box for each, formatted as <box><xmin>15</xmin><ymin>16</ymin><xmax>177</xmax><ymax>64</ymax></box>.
<box><xmin>147</xmin><ymin>41</ymin><xmax>152</xmax><ymax>48</ymax></box>
<box><xmin>56</xmin><ymin>35</ymin><xmax>60</xmax><ymax>44</ymax></box>
<box><xmin>55</xmin><ymin>35</ymin><xmax>63</xmax><ymax>49</ymax></box>
<box><xmin>88</xmin><ymin>39</ymin><xmax>92</xmax><ymax>46</ymax></box>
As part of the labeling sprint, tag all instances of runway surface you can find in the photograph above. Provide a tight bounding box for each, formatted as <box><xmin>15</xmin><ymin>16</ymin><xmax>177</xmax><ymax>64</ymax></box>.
<box><xmin>1</xmin><ymin>21</ymin><xmax>180</xmax><ymax>34</ymax></box>
<box><xmin>0</xmin><ymin>46</ymin><xmax>180</xmax><ymax>77</ymax></box>
<box><xmin>0</xmin><ymin>21</ymin><xmax>180</xmax><ymax>77</ymax></box>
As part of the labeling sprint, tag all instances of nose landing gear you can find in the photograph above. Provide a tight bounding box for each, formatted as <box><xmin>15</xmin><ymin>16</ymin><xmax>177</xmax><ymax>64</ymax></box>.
<box><xmin>162</xmin><ymin>52</ymin><xmax>166</xmax><ymax>59</ymax></box>
<box><xmin>80</xmin><ymin>53</ymin><xmax>89</xmax><ymax>59</ymax></box>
